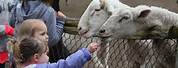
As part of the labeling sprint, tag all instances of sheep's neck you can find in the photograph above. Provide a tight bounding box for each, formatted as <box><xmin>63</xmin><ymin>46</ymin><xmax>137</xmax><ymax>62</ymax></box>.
<box><xmin>149</xmin><ymin>6</ymin><xmax>178</xmax><ymax>27</ymax></box>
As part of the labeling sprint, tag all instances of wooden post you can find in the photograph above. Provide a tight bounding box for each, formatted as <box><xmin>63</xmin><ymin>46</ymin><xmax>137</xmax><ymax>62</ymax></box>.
<box><xmin>176</xmin><ymin>39</ymin><xmax>178</xmax><ymax>68</ymax></box>
<box><xmin>64</xmin><ymin>17</ymin><xmax>79</xmax><ymax>35</ymax></box>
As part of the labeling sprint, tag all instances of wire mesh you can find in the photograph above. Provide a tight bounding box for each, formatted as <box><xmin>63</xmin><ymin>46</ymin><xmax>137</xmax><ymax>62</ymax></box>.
<box><xmin>62</xmin><ymin>33</ymin><xmax>177</xmax><ymax>68</ymax></box>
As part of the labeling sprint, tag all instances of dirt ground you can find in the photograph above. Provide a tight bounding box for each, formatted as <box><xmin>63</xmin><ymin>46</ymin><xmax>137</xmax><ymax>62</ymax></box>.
<box><xmin>59</xmin><ymin>0</ymin><xmax>91</xmax><ymax>18</ymax></box>
<box><xmin>59</xmin><ymin>0</ymin><xmax>178</xmax><ymax>19</ymax></box>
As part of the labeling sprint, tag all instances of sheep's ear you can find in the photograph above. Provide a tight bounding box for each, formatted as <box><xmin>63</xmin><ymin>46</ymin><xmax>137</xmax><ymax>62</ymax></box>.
<box><xmin>138</xmin><ymin>9</ymin><xmax>151</xmax><ymax>18</ymax></box>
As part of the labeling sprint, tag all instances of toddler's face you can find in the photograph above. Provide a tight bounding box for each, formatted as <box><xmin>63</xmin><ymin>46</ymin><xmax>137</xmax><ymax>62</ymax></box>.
<box><xmin>37</xmin><ymin>52</ymin><xmax>49</xmax><ymax>63</ymax></box>
<box><xmin>33</xmin><ymin>23</ymin><xmax>48</xmax><ymax>45</ymax></box>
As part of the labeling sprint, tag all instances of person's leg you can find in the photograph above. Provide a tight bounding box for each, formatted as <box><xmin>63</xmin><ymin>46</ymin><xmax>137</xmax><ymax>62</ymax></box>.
<box><xmin>58</xmin><ymin>39</ymin><xmax>70</xmax><ymax>59</ymax></box>
<box><xmin>0</xmin><ymin>63</ymin><xmax>5</xmax><ymax>68</ymax></box>
<box><xmin>48</xmin><ymin>39</ymin><xmax>71</xmax><ymax>62</ymax></box>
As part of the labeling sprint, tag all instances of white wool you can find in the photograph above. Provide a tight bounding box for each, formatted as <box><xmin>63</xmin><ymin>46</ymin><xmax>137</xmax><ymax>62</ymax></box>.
<box><xmin>134</xmin><ymin>5</ymin><xmax>178</xmax><ymax>28</ymax></box>
<box><xmin>149</xmin><ymin>6</ymin><xmax>178</xmax><ymax>25</ymax></box>
<box><xmin>105</xmin><ymin>0</ymin><xmax>130</xmax><ymax>13</ymax></box>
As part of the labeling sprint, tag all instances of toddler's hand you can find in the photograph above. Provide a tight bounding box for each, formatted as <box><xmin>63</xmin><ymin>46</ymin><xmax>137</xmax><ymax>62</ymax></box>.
<box><xmin>87</xmin><ymin>42</ymin><xmax>99</xmax><ymax>53</ymax></box>
<box><xmin>57</xmin><ymin>11</ymin><xmax>66</xmax><ymax>19</ymax></box>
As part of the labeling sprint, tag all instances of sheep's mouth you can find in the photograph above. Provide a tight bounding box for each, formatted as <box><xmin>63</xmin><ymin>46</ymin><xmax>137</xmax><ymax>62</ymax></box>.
<box><xmin>93</xmin><ymin>33</ymin><xmax>112</xmax><ymax>38</ymax></box>
<box><xmin>100</xmin><ymin>35</ymin><xmax>112</xmax><ymax>38</ymax></box>
<box><xmin>79</xmin><ymin>30</ymin><xmax>89</xmax><ymax>36</ymax></box>
<box><xmin>80</xmin><ymin>31</ymin><xmax>88</xmax><ymax>36</ymax></box>
<box><xmin>79</xmin><ymin>31</ymin><xmax>96</xmax><ymax>38</ymax></box>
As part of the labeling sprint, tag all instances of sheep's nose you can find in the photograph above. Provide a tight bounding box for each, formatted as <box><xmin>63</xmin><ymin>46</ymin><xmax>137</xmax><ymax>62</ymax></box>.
<box><xmin>78</xmin><ymin>26</ymin><xmax>88</xmax><ymax>35</ymax></box>
<box><xmin>99</xmin><ymin>29</ymin><xmax>106</xmax><ymax>33</ymax></box>
<box><xmin>78</xmin><ymin>27</ymin><xmax>82</xmax><ymax>31</ymax></box>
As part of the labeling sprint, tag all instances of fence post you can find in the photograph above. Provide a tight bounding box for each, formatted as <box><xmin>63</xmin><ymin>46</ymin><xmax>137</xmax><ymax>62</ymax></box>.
<box><xmin>176</xmin><ymin>39</ymin><xmax>178</xmax><ymax>68</ymax></box>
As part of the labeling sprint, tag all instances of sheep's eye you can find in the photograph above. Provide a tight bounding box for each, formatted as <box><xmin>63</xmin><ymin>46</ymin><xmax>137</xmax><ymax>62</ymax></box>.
<box><xmin>122</xmin><ymin>16</ymin><xmax>129</xmax><ymax>20</ymax></box>
<box><xmin>91</xmin><ymin>8</ymin><xmax>102</xmax><ymax>16</ymax></box>
<box><xmin>95</xmin><ymin>9</ymin><xmax>101</xmax><ymax>11</ymax></box>
<box><xmin>118</xmin><ymin>16</ymin><xmax>129</xmax><ymax>22</ymax></box>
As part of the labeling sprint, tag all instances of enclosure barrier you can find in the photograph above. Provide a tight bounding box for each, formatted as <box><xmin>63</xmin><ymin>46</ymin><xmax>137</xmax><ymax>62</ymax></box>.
<box><xmin>62</xmin><ymin>19</ymin><xmax>178</xmax><ymax>68</ymax></box>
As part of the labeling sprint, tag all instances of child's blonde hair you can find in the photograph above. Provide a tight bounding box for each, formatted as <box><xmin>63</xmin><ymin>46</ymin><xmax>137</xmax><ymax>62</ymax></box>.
<box><xmin>16</xmin><ymin>19</ymin><xmax>46</xmax><ymax>41</ymax></box>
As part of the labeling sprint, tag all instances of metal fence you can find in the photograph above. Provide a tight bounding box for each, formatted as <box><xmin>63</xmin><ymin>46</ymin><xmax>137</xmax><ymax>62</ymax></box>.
<box><xmin>62</xmin><ymin>33</ymin><xmax>177</xmax><ymax>68</ymax></box>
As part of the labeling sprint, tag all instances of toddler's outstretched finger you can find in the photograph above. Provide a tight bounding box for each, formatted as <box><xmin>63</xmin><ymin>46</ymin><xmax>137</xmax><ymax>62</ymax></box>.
<box><xmin>88</xmin><ymin>42</ymin><xmax>100</xmax><ymax>53</ymax></box>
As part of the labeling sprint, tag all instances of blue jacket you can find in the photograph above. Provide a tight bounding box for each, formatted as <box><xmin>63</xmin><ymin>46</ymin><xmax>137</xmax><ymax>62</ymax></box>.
<box><xmin>25</xmin><ymin>48</ymin><xmax>91</xmax><ymax>68</ymax></box>
<box><xmin>10</xmin><ymin>0</ymin><xmax>64</xmax><ymax>47</ymax></box>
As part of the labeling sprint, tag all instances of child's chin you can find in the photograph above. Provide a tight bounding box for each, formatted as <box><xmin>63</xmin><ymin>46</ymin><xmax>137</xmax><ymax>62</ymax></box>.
<box><xmin>38</xmin><ymin>60</ymin><xmax>49</xmax><ymax>64</ymax></box>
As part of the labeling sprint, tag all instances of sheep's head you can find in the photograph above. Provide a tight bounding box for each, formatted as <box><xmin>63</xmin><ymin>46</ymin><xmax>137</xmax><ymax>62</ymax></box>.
<box><xmin>98</xmin><ymin>6</ymin><xmax>151</xmax><ymax>38</ymax></box>
<box><xmin>78</xmin><ymin>0</ymin><xmax>110</xmax><ymax>38</ymax></box>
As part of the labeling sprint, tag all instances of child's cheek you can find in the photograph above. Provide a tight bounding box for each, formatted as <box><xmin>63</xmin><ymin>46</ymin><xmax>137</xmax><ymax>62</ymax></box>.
<box><xmin>46</xmin><ymin>55</ymin><xmax>49</xmax><ymax>62</ymax></box>
<box><xmin>43</xmin><ymin>55</ymin><xmax>49</xmax><ymax>63</ymax></box>
<box><xmin>38</xmin><ymin>54</ymin><xmax>49</xmax><ymax>63</ymax></box>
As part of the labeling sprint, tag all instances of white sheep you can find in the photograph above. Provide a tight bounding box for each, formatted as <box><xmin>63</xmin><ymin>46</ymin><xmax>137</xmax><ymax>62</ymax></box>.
<box><xmin>99</xmin><ymin>5</ymin><xmax>176</xmax><ymax>68</ymax></box>
<box><xmin>99</xmin><ymin>5</ymin><xmax>178</xmax><ymax>38</ymax></box>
